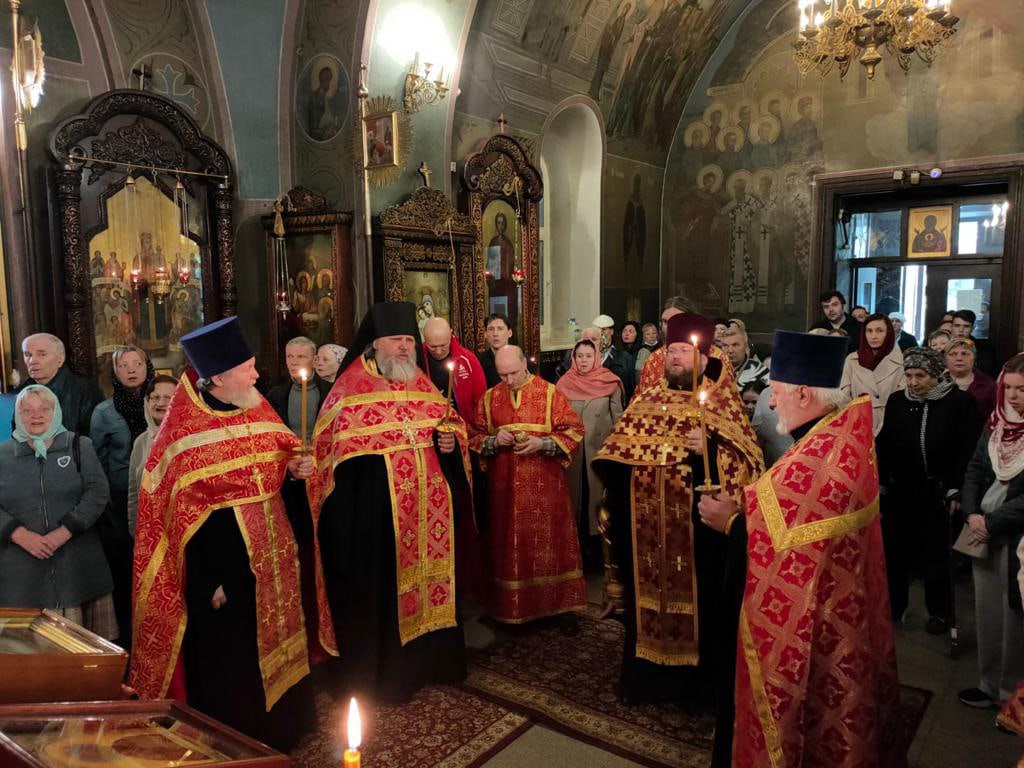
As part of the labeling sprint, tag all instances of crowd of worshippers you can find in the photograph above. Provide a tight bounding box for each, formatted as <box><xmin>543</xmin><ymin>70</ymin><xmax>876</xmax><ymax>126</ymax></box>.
<box><xmin>3</xmin><ymin>290</ymin><xmax>1024</xmax><ymax>765</ymax></box>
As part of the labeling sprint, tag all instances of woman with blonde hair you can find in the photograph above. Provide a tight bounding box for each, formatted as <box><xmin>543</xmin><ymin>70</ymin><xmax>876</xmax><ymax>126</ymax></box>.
<box><xmin>0</xmin><ymin>386</ymin><xmax>114</xmax><ymax>638</ymax></box>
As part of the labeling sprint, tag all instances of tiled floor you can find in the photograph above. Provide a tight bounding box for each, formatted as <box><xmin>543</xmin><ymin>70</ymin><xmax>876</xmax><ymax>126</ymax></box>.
<box><xmin>477</xmin><ymin>578</ymin><xmax>1023</xmax><ymax>767</ymax></box>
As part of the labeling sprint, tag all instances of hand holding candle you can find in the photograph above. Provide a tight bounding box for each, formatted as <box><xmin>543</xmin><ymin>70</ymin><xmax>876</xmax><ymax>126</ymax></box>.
<box><xmin>343</xmin><ymin>697</ymin><xmax>361</xmax><ymax>767</ymax></box>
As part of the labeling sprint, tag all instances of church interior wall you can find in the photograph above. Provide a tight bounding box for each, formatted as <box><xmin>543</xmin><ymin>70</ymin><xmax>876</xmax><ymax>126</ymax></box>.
<box><xmin>664</xmin><ymin>0</ymin><xmax>1024</xmax><ymax>339</ymax></box>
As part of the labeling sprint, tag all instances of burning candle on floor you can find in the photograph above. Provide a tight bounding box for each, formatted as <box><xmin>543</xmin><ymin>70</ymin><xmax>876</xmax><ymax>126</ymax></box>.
<box><xmin>343</xmin><ymin>697</ymin><xmax>361</xmax><ymax>767</ymax></box>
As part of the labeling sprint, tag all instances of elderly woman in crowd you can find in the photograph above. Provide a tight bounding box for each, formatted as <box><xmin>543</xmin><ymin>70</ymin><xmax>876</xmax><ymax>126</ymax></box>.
<box><xmin>315</xmin><ymin>343</ymin><xmax>347</xmax><ymax>384</ymax></box>
<box><xmin>878</xmin><ymin>347</ymin><xmax>979</xmax><ymax>634</ymax></box>
<box><xmin>945</xmin><ymin>337</ymin><xmax>996</xmax><ymax>426</ymax></box>
<box><xmin>90</xmin><ymin>344</ymin><xmax>153</xmax><ymax>644</ymax></box>
<box><xmin>127</xmin><ymin>375</ymin><xmax>179</xmax><ymax>538</ymax></box>
<box><xmin>556</xmin><ymin>339</ymin><xmax>624</xmax><ymax>561</ymax></box>
<box><xmin>928</xmin><ymin>329</ymin><xmax>953</xmax><ymax>354</ymax></box>
<box><xmin>0</xmin><ymin>386</ymin><xmax>114</xmax><ymax>638</ymax></box>
<box><xmin>840</xmin><ymin>313</ymin><xmax>905</xmax><ymax>435</ymax></box>
<box><xmin>888</xmin><ymin>311</ymin><xmax>919</xmax><ymax>352</ymax></box>
<box><xmin>959</xmin><ymin>353</ymin><xmax>1024</xmax><ymax>713</ymax></box>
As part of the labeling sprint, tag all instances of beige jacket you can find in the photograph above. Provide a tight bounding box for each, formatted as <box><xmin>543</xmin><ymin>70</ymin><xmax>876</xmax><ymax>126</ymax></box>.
<box><xmin>566</xmin><ymin>393</ymin><xmax>623</xmax><ymax>536</ymax></box>
<box><xmin>840</xmin><ymin>347</ymin><xmax>906</xmax><ymax>436</ymax></box>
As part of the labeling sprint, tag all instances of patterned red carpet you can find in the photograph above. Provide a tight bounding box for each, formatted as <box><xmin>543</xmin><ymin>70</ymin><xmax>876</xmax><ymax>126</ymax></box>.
<box><xmin>464</xmin><ymin>610</ymin><xmax>933</xmax><ymax>768</ymax></box>
<box><xmin>292</xmin><ymin>610</ymin><xmax>932</xmax><ymax>767</ymax></box>
<box><xmin>291</xmin><ymin>684</ymin><xmax>529</xmax><ymax>768</ymax></box>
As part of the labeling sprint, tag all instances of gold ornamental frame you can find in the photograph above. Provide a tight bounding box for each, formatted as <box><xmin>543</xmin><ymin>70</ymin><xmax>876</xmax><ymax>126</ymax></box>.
<box><xmin>352</xmin><ymin>95</ymin><xmax>411</xmax><ymax>189</ymax></box>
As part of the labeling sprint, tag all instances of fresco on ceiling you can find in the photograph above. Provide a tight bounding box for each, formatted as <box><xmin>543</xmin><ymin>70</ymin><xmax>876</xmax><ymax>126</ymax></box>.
<box><xmin>663</xmin><ymin>0</ymin><xmax>1024</xmax><ymax>335</ymax></box>
<box><xmin>458</xmin><ymin>0</ymin><xmax>744</xmax><ymax>165</ymax></box>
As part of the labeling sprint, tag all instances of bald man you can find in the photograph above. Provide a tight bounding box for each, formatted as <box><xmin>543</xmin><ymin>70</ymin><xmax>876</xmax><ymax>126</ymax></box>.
<box><xmin>422</xmin><ymin>317</ymin><xmax>487</xmax><ymax>419</ymax></box>
<box><xmin>470</xmin><ymin>346</ymin><xmax>586</xmax><ymax>624</ymax></box>
<box><xmin>17</xmin><ymin>333</ymin><xmax>103</xmax><ymax>434</ymax></box>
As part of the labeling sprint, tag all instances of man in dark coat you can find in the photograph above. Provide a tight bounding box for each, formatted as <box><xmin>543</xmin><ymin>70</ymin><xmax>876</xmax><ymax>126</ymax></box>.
<box><xmin>877</xmin><ymin>346</ymin><xmax>981</xmax><ymax>632</ymax></box>
<box><xmin>18</xmin><ymin>333</ymin><xmax>102</xmax><ymax>435</ymax></box>
<box><xmin>809</xmin><ymin>290</ymin><xmax>862</xmax><ymax>353</ymax></box>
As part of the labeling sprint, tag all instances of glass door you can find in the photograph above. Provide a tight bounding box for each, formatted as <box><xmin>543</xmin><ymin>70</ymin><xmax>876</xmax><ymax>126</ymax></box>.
<box><xmin>925</xmin><ymin>264</ymin><xmax>999</xmax><ymax>340</ymax></box>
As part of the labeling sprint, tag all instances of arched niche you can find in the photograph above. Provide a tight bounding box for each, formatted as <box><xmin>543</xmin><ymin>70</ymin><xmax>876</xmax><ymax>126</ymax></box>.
<box><xmin>538</xmin><ymin>102</ymin><xmax>603</xmax><ymax>353</ymax></box>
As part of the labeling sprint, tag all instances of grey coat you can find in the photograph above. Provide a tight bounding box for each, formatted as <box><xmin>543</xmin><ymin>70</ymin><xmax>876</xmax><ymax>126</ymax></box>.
<box><xmin>90</xmin><ymin>398</ymin><xmax>132</xmax><ymax>491</ymax></box>
<box><xmin>0</xmin><ymin>432</ymin><xmax>113</xmax><ymax>607</ymax></box>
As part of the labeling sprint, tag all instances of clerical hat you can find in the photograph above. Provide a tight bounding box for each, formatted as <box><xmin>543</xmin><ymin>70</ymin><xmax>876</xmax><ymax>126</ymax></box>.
<box><xmin>340</xmin><ymin>301</ymin><xmax>423</xmax><ymax>373</ymax></box>
<box><xmin>665</xmin><ymin>313</ymin><xmax>715</xmax><ymax>353</ymax></box>
<box><xmin>769</xmin><ymin>330</ymin><xmax>847</xmax><ymax>389</ymax></box>
<box><xmin>180</xmin><ymin>316</ymin><xmax>254</xmax><ymax>379</ymax></box>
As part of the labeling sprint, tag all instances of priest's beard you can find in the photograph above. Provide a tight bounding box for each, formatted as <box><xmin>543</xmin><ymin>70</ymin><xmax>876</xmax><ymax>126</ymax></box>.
<box><xmin>377</xmin><ymin>353</ymin><xmax>417</xmax><ymax>383</ymax></box>
<box><xmin>665</xmin><ymin>369</ymin><xmax>689</xmax><ymax>389</ymax></box>
<box><xmin>222</xmin><ymin>385</ymin><xmax>263</xmax><ymax>410</ymax></box>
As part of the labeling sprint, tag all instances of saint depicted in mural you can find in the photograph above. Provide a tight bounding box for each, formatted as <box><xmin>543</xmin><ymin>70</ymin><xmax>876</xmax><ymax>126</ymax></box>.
<box><xmin>590</xmin><ymin>3</ymin><xmax>632</xmax><ymax>100</ymax></box>
<box><xmin>723</xmin><ymin>171</ymin><xmax>758</xmax><ymax>314</ymax></box>
<box><xmin>623</xmin><ymin>173</ymin><xmax>646</xmax><ymax>266</ymax></box>
<box><xmin>297</xmin><ymin>54</ymin><xmax>350</xmax><ymax>143</ymax></box>
<box><xmin>911</xmin><ymin>214</ymin><xmax>949</xmax><ymax>254</ymax></box>
<box><xmin>487</xmin><ymin>211</ymin><xmax>515</xmax><ymax>279</ymax></box>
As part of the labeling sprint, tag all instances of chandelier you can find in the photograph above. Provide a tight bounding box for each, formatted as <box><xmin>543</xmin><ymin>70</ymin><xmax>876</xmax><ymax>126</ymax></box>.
<box><xmin>794</xmin><ymin>1</ymin><xmax>959</xmax><ymax>80</ymax></box>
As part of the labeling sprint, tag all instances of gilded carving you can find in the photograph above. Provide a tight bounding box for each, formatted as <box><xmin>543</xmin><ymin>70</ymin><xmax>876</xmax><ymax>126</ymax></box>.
<box><xmin>378</xmin><ymin>187</ymin><xmax>472</xmax><ymax>237</ymax></box>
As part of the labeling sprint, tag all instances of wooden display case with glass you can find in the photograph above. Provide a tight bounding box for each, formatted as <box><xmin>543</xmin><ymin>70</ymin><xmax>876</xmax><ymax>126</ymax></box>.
<box><xmin>0</xmin><ymin>609</ymin><xmax>127</xmax><ymax>705</ymax></box>
<box><xmin>0</xmin><ymin>700</ymin><xmax>289</xmax><ymax>767</ymax></box>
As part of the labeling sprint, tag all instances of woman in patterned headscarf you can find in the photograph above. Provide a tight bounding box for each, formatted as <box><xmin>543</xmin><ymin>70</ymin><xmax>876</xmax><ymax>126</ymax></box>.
<box><xmin>959</xmin><ymin>353</ymin><xmax>1024</xmax><ymax>713</ymax></box>
<box><xmin>877</xmin><ymin>347</ymin><xmax>980</xmax><ymax>634</ymax></box>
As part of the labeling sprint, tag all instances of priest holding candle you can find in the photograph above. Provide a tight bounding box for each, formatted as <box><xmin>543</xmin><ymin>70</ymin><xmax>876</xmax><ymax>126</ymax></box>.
<box><xmin>593</xmin><ymin>312</ymin><xmax>764</xmax><ymax>708</ymax></box>
<box><xmin>308</xmin><ymin>302</ymin><xmax>472</xmax><ymax>703</ymax></box>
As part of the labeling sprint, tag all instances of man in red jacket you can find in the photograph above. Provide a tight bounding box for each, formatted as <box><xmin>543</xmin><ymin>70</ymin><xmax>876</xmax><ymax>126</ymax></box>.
<box><xmin>423</xmin><ymin>317</ymin><xmax>487</xmax><ymax>420</ymax></box>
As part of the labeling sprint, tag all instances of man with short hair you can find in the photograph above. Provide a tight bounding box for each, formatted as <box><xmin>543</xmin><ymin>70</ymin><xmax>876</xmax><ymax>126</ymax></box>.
<box><xmin>593</xmin><ymin>314</ymin><xmax>635</xmax><ymax>400</ymax></box>
<box><xmin>423</xmin><ymin>317</ymin><xmax>486</xmax><ymax>418</ymax></box>
<box><xmin>477</xmin><ymin>313</ymin><xmax>514</xmax><ymax>387</ymax></box>
<box><xmin>698</xmin><ymin>330</ymin><xmax>902</xmax><ymax>767</ymax></box>
<box><xmin>471</xmin><ymin>345</ymin><xmax>586</xmax><ymax>624</ymax></box>
<box><xmin>851</xmin><ymin>305</ymin><xmax>869</xmax><ymax>323</ymax></box>
<box><xmin>951</xmin><ymin>309</ymin><xmax>997</xmax><ymax>375</ymax></box>
<box><xmin>308</xmin><ymin>302</ymin><xmax>471</xmax><ymax>702</ymax></box>
<box><xmin>809</xmin><ymin>290</ymin><xmax>861</xmax><ymax>352</ymax></box>
<box><xmin>18</xmin><ymin>333</ymin><xmax>102</xmax><ymax>434</ymax></box>
<box><xmin>720</xmin><ymin>327</ymin><xmax>768</xmax><ymax>388</ymax></box>
<box><xmin>130</xmin><ymin>317</ymin><xmax>315</xmax><ymax>751</ymax></box>
<box><xmin>634</xmin><ymin>296</ymin><xmax>700</xmax><ymax>398</ymax></box>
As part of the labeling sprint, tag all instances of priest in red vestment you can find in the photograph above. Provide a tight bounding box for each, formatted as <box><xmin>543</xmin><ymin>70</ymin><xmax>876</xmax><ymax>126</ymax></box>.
<box><xmin>307</xmin><ymin>302</ymin><xmax>472</xmax><ymax>703</ymax></box>
<box><xmin>699</xmin><ymin>330</ymin><xmax>903</xmax><ymax>768</ymax></box>
<box><xmin>470</xmin><ymin>345</ymin><xmax>587</xmax><ymax>623</ymax></box>
<box><xmin>594</xmin><ymin>312</ymin><xmax>763</xmax><ymax>707</ymax></box>
<box><xmin>130</xmin><ymin>317</ymin><xmax>315</xmax><ymax>751</ymax></box>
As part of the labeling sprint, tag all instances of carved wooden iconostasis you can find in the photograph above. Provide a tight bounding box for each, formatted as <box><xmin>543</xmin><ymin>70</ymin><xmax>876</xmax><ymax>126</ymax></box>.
<box><xmin>260</xmin><ymin>186</ymin><xmax>354</xmax><ymax>381</ymax></box>
<box><xmin>373</xmin><ymin>186</ymin><xmax>480</xmax><ymax>352</ymax></box>
<box><xmin>462</xmin><ymin>134</ymin><xmax>543</xmax><ymax>360</ymax></box>
<box><xmin>48</xmin><ymin>90</ymin><xmax>235</xmax><ymax>390</ymax></box>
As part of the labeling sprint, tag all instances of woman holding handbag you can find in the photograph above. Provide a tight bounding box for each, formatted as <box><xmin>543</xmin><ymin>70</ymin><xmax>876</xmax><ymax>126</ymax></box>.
<box><xmin>959</xmin><ymin>353</ymin><xmax>1024</xmax><ymax>712</ymax></box>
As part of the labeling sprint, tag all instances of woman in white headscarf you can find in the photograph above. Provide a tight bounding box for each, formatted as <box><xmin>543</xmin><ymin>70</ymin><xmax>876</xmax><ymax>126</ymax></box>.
<box><xmin>889</xmin><ymin>312</ymin><xmax>919</xmax><ymax>352</ymax></box>
<box><xmin>0</xmin><ymin>385</ymin><xmax>115</xmax><ymax>638</ymax></box>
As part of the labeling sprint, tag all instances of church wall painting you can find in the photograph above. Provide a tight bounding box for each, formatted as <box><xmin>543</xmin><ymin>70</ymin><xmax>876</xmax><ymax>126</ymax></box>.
<box><xmin>663</xmin><ymin>1</ymin><xmax>1024</xmax><ymax>336</ymax></box>
<box><xmin>296</xmin><ymin>52</ymin><xmax>350</xmax><ymax>144</ymax></box>
<box><xmin>283</xmin><ymin>233</ymin><xmax>341</xmax><ymax>347</ymax></box>
<box><xmin>907</xmin><ymin>206</ymin><xmax>953</xmax><ymax>259</ymax></box>
<box><xmin>404</xmin><ymin>270</ymin><xmax>453</xmax><ymax>332</ymax></box>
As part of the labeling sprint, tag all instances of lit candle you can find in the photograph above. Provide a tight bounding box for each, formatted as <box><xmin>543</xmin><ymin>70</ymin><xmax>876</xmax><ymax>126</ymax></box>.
<box><xmin>299</xmin><ymin>369</ymin><xmax>309</xmax><ymax>449</ymax></box>
<box><xmin>343</xmin><ymin>697</ymin><xmax>361</xmax><ymax>768</ymax></box>
<box><xmin>699</xmin><ymin>390</ymin><xmax>712</xmax><ymax>486</ymax></box>
<box><xmin>690</xmin><ymin>335</ymin><xmax>700</xmax><ymax>401</ymax></box>
<box><xmin>444</xmin><ymin>360</ymin><xmax>455</xmax><ymax>421</ymax></box>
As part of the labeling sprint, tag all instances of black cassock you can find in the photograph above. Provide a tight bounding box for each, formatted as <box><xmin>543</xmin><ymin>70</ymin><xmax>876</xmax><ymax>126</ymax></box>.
<box><xmin>317</xmin><ymin>437</ymin><xmax>470</xmax><ymax>703</ymax></box>
<box><xmin>182</xmin><ymin>509</ymin><xmax>316</xmax><ymax>752</ymax></box>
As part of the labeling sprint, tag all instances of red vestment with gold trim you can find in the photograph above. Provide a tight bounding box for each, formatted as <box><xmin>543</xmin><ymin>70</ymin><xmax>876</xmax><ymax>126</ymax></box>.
<box><xmin>470</xmin><ymin>375</ymin><xmax>587</xmax><ymax>623</ymax></box>
<box><xmin>595</xmin><ymin>362</ymin><xmax>763</xmax><ymax>668</ymax></box>
<box><xmin>733</xmin><ymin>397</ymin><xmax>903</xmax><ymax>768</ymax></box>
<box><xmin>307</xmin><ymin>356</ymin><xmax>470</xmax><ymax>654</ymax></box>
<box><xmin>130</xmin><ymin>371</ymin><xmax>309</xmax><ymax>710</ymax></box>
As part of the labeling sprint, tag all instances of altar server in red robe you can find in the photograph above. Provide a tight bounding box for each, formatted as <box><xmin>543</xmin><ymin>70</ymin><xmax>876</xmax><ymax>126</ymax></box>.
<box><xmin>700</xmin><ymin>330</ymin><xmax>903</xmax><ymax>767</ymax></box>
<box><xmin>130</xmin><ymin>317</ymin><xmax>315</xmax><ymax>751</ymax></box>
<box><xmin>470</xmin><ymin>345</ymin><xmax>587</xmax><ymax>623</ymax></box>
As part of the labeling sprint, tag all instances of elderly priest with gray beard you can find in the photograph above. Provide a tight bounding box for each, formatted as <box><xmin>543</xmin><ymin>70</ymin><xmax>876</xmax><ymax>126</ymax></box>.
<box><xmin>130</xmin><ymin>316</ymin><xmax>316</xmax><ymax>752</ymax></box>
<box><xmin>307</xmin><ymin>301</ymin><xmax>473</xmax><ymax>703</ymax></box>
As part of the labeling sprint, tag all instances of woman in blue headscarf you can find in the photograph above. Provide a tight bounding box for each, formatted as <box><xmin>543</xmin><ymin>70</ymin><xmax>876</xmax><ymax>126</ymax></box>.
<box><xmin>0</xmin><ymin>385</ymin><xmax>115</xmax><ymax>639</ymax></box>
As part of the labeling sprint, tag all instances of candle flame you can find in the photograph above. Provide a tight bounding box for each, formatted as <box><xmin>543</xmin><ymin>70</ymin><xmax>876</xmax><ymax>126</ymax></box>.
<box><xmin>299</xmin><ymin>369</ymin><xmax>308</xmax><ymax>381</ymax></box>
<box><xmin>699</xmin><ymin>390</ymin><xmax>707</xmax><ymax>404</ymax></box>
<box><xmin>690</xmin><ymin>334</ymin><xmax>698</xmax><ymax>345</ymax></box>
<box><xmin>446</xmin><ymin>361</ymin><xmax>456</xmax><ymax>371</ymax></box>
<box><xmin>347</xmin><ymin>697</ymin><xmax>361</xmax><ymax>749</ymax></box>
